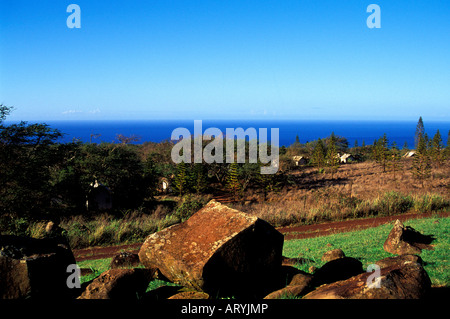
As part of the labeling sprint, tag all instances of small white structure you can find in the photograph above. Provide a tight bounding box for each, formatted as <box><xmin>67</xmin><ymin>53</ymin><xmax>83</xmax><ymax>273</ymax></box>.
<box><xmin>402</xmin><ymin>151</ymin><xmax>416</xmax><ymax>158</ymax></box>
<box><xmin>159</xmin><ymin>177</ymin><xmax>171</xmax><ymax>193</ymax></box>
<box><xmin>292</xmin><ymin>156</ymin><xmax>307</xmax><ymax>166</ymax></box>
<box><xmin>339</xmin><ymin>153</ymin><xmax>355</xmax><ymax>164</ymax></box>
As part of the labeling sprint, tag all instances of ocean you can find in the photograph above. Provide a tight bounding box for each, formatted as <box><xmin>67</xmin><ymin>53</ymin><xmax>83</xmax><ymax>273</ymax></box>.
<box><xmin>6</xmin><ymin>120</ymin><xmax>450</xmax><ymax>148</ymax></box>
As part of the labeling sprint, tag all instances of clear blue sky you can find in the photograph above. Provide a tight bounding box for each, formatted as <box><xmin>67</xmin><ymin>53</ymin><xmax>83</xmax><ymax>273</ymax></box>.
<box><xmin>1</xmin><ymin>0</ymin><xmax>449</xmax><ymax>121</ymax></box>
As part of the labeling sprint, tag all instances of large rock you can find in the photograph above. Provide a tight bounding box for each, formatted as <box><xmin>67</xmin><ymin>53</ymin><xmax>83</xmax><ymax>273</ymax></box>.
<box><xmin>264</xmin><ymin>269</ymin><xmax>313</xmax><ymax>299</ymax></box>
<box><xmin>138</xmin><ymin>200</ymin><xmax>284</xmax><ymax>298</ymax></box>
<box><xmin>0</xmin><ymin>235</ymin><xmax>79</xmax><ymax>299</ymax></box>
<box><xmin>310</xmin><ymin>257</ymin><xmax>364</xmax><ymax>288</ymax></box>
<box><xmin>321</xmin><ymin>249</ymin><xmax>345</xmax><ymax>262</ymax></box>
<box><xmin>78</xmin><ymin>269</ymin><xmax>153</xmax><ymax>299</ymax></box>
<box><xmin>110</xmin><ymin>251</ymin><xmax>141</xmax><ymax>269</ymax></box>
<box><xmin>383</xmin><ymin>220</ymin><xmax>434</xmax><ymax>255</ymax></box>
<box><xmin>303</xmin><ymin>258</ymin><xmax>431</xmax><ymax>299</ymax></box>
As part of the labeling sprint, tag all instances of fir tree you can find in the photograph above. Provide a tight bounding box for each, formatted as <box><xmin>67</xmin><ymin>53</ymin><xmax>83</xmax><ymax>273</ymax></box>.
<box><xmin>412</xmin><ymin>134</ymin><xmax>431</xmax><ymax>188</ymax></box>
<box><xmin>414</xmin><ymin>116</ymin><xmax>425</xmax><ymax>149</ymax></box>
<box><xmin>192</xmin><ymin>163</ymin><xmax>207</xmax><ymax>194</ymax></box>
<box><xmin>388</xmin><ymin>141</ymin><xmax>403</xmax><ymax>180</ymax></box>
<box><xmin>374</xmin><ymin>134</ymin><xmax>389</xmax><ymax>172</ymax></box>
<box><xmin>173</xmin><ymin>162</ymin><xmax>188</xmax><ymax>196</ymax></box>
<box><xmin>326</xmin><ymin>133</ymin><xmax>340</xmax><ymax>178</ymax></box>
<box><xmin>312</xmin><ymin>138</ymin><xmax>326</xmax><ymax>172</ymax></box>
<box><xmin>446</xmin><ymin>130</ymin><xmax>450</xmax><ymax>158</ymax></box>
<box><xmin>430</xmin><ymin>130</ymin><xmax>443</xmax><ymax>168</ymax></box>
<box><xmin>226</xmin><ymin>162</ymin><xmax>241</xmax><ymax>201</ymax></box>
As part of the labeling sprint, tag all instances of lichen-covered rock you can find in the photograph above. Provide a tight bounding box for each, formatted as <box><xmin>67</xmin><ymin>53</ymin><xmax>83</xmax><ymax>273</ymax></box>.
<box><xmin>138</xmin><ymin>200</ymin><xmax>284</xmax><ymax>298</ymax></box>
<box><xmin>383</xmin><ymin>220</ymin><xmax>434</xmax><ymax>255</ymax></box>
<box><xmin>321</xmin><ymin>249</ymin><xmax>345</xmax><ymax>262</ymax></box>
<box><xmin>303</xmin><ymin>259</ymin><xmax>431</xmax><ymax>299</ymax></box>
<box><xmin>78</xmin><ymin>268</ymin><xmax>153</xmax><ymax>299</ymax></box>
<box><xmin>0</xmin><ymin>235</ymin><xmax>78</xmax><ymax>299</ymax></box>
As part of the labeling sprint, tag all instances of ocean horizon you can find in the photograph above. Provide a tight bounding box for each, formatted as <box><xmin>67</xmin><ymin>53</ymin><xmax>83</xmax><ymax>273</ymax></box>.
<box><xmin>4</xmin><ymin>119</ymin><xmax>450</xmax><ymax>149</ymax></box>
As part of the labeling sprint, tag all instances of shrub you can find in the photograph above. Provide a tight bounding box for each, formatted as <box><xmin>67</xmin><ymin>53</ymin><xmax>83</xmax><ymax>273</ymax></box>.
<box><xmin>174</xmin><ymin>194</ymin><xmax>209</xmax><ymax>221</ymax></box>
<box><xmin>413</xmin><ymin>194</ymin><xmax>449</xmax><ymax>214</ymax></box>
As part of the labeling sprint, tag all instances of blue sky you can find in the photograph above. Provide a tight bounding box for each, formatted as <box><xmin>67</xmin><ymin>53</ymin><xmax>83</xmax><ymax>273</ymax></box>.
<box><xmin>0</xmin><ymin>0</ymin><xmax>449</xmax><ymax>121</ymax></box>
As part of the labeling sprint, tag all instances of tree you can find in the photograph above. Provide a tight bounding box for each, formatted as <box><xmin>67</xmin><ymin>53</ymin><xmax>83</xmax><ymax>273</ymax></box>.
<box><xmin>326</xmin><ymin>133</ymin><xmax>340</xmax><ymax>178</ymax></box>
<box><xmin>173</xmin><ymin>162</ymin><xmax>188</xmax><ymax>196</ymax></box>
<box><xmin>446</xmin><ymin>130</ymin><xmax>450</xmax><ymax>159</ymax></box>
<box><xmin>430</xmin><ymin>130</ymin><xmax>443</xmax><ymax>168</ymax></box>
<box><xmin>258</xmin><ymin>170</ymin><xmax>280</xmax><ymax>201</ymax></box>
<box><xmin>414</xmin><ymin>116</ymin><xmax>425</xmax><ymax>149</ymax></box>
<box><xmin>226</xmin><ymin>163</ymin><xmax>241</xmax><ymax>201</ymax></box>
<box><xmin>412</xmin><ymin>134</ymin><xmax>431</xmax><ymax>188</ymax></box>
<box><xmin>388</xmin><ymin>141</ymin><xmax>403</xmax><ymax>180</ymax></box>
<box><xmin>374</xmin><ymin>134</ymin><xmax>389</xmax><ymax>172</ymax></box>
<box><xmin>142</xmin><ymin>155</ymin><xmax>159</xmax><ymax>199</ymax></box>
<box><xmin>312</xmin><ymin>138</ymin><xmax>326</xmax><ymax>172</ymax></box>
<box><xmin>191</xmin><ymin>163</ymin><xmax>208</xmax><ymax>194</ymax></box>
<box><xmin>115</xmin><ymin>134</ymin><xmax>141</xmax><ymax>145</ymax></box>
<box><xmin>0</xmin><ymin>107</ymin><xmax>64</xmax><ymax>217</ymax></box>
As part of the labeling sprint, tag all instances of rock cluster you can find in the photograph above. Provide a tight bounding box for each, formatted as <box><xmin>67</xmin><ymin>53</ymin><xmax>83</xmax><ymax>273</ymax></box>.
<box><xmin>0</xmin><ymin>206</ymin><xmax>436</xmax><ymax>300</ymax></box>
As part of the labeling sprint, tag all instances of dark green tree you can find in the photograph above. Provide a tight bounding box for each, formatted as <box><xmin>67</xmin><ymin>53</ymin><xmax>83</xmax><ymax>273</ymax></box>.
<box><xmin>374</xmin><ymin>134</ymin><xmax>389</xmax><ymax>172</ymax></box>
<box><xmin>191</xmin><ymin>163</ymin><xmax>208</xmax><ymax>194</ymax></box>
<box><xmin>430</xmin><ymin>130</ymin><xmax>443</xmax><ymax>168</ymax></box>
<box><xmin>388</xmin><ymin>141</ymin><xmax>403</xmax><ymax>180</ymax></box>
<box><xmin>312</xmin><ymin>138</ymin><xmax>326</xmax><ymax>172</ymax></box>
<box><xmin>414</xmin><ymin>116</ymin><xmax>425</xmax><ymax>149</ymax></box>
<box><xmin>0</xmin><ymin>106</ymin><xmax>64</xmax><ymax>216</ymax></box>
<box><xmin>173</xmin><ymin>162</ymin><xmax>188</xmax><ymax>196</ymax></box>
<box><xmin>412</xmin><ymin>134</ymin><xmax>431</xmax><ymax>188</ymax></box>
<box><xmin>326</xmin><ymin>133</ymin><xmax>340</xmax><ymax>178</ymax></box>
<box><xmin>226</xmin><ymin>163</ymin><xmax>241</xmax><ymax>201</ymax></box>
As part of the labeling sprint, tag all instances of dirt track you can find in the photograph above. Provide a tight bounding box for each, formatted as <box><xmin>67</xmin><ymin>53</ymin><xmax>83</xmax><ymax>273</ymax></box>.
<box><xmin>73</xmin><ymin>211</ymin><xmax>450</xmax><ymax>262</ymax></box>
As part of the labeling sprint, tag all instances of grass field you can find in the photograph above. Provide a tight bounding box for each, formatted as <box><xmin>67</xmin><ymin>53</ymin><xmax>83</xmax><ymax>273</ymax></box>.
<box><xmin>77</xmin><ymin>216</ymin><xmax>450</xmax><ymax>296</ymax></box>
<box><xmin>283</xmin><ymin>216</ymin><xmax>450</xmax><ymax>288</ymax></box>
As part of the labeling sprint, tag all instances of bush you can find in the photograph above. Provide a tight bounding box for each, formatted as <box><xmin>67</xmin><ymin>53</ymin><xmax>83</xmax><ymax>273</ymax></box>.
<box><xmin>413</xmin><ymin>194</ymin><xmax>449</xmax><ymax>213</ymax></box>
<box><xmin>372</xmin><ymin>191</ymin><xmax>414</xmax><ymax>216</ymax></box>
<box><xmin>174</xmin><ymin>195</ymin><xmax>208</xmax><ymax>221</ymax></box>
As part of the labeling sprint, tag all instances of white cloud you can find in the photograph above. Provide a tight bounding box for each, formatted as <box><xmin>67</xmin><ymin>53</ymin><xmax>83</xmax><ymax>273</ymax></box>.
<box><xmin>62</xmin><ymin>109</ymin><xmax>83</xmax><ymax>114</ymax></box>
<box><xmin>88</xmin><ymin>108</ymin><xmax>101</xmax><ymax>114</ymax></box>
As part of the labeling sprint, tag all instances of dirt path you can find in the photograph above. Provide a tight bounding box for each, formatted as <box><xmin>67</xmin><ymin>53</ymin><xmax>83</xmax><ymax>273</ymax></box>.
<box><xmin>278</xmin><ymin>211</ymin><xmax>450</xmax><ymax>240</ymax></box>
<box><xmin>73</xmin><ymin>211</ymin><xmax>450</xmax><ymax>262</ymax></box>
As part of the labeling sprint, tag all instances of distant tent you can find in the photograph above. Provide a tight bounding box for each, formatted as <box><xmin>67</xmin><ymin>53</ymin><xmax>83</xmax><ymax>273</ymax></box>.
<box><xmin>339</xmin><ymin>153</ymin><xmax>355</xmax><ymax>164</ymax></box>
<box><xmin>292</xmin><ymin>156</ymin><xmax>307</xmax><ymax>166</ymax></box>
<box><xmin>86</xmin><ymin>180</ymin><xmax>112</xmax><ymax>211</ymax></box>
<box><xmin>402</xmin><ymin>151</ymin><xmax>416</xmax><ymax>158</ymax></box>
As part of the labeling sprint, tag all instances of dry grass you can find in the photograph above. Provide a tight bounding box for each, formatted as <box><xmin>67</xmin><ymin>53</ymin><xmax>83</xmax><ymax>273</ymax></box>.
<box><xmin>231</xmin><ymin>158</ymin><xmax>450</xmax><ymax>227</ymax></box>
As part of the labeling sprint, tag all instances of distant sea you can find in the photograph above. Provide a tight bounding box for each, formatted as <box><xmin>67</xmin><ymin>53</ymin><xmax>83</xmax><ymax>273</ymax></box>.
<box><xmin>6</xmin><ymin>120</ymin><xmax>450</xmax><ymax>148</ymax></box>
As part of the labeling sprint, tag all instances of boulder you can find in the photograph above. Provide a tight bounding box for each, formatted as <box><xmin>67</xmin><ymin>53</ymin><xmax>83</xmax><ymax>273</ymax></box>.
<box><xmin>375</xmin><ymin>254</ymin><xmax>423</xmax><ymax>269</ymax></box>
<box><xmin>0</xmin><ymin>235</ymin><xmax>79</xmax><ymax>299</ymax></box>
<box><xmin>168</xmin><ymin>291</ymin><xmax>210</xmax><ymax>299</ymax></box>
<box><xmin>321</xmin><ymin>249</ymin><xmax>345</xmax><ymax>262</ymax></box>
<box><xmin>383</xmin><ymin>220</ymin><xmax>434</xmax><ymax>255</ymax></box>
<box><xmin>265</xmin><ymin>270</ymin><xmax>313</xmax><ymax>299</ymax></box>
<box><xmin>303</xmin><ymin>259</ymin><xmax>431</xmax><ymax>299</ymax></box>
<box><xmin>78</xmin><ymin>268</ymin><xmax>153</xmax><ymax>299</ymax></box>
<box><xmin>282</xmin><ymin>256</ymin><xmax>312</xmax><ymax>266</ymax></box>
<box><xmin>138</xmin><ymin>199</ymin><xmax>284</xmax><ymax>298</ymax></box>
<box><xmin>110</xmin><ymin>251</ymin><xmax>141</xmax><ymax>269</ymax></box>
<box><xmin>310</xmin><ymin>257</ymin><xmax>364</xmax><ymax>288</ymax></box>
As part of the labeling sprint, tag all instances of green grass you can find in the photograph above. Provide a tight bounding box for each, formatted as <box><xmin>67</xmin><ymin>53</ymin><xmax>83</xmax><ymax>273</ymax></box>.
<box><xmin>283</xmin><ymin>216</ymin><xmax>450</xmax><ymax>287</ymax></box>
